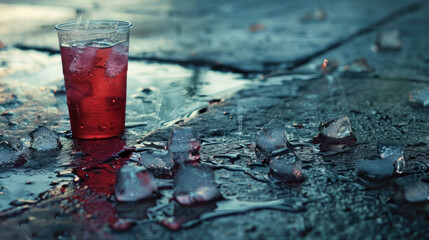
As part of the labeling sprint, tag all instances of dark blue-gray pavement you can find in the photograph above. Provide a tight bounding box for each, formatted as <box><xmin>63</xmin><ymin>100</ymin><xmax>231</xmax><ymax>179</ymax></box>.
<box><xmin>2</xmin><ymin>0</ymin><xmax>428</xmax><ymax>73</ymax></box>
<box><xmin>297</xmin><ymin>2</ymin><xmax>429</xmax><ymax>81</ymax></box>
<box><xmin>1</xmin><ymin>0</ymin><xmax>429</xmax><ymax>239</ymax></box>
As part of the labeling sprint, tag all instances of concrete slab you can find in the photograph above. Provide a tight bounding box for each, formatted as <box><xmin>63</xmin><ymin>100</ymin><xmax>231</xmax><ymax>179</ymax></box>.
<box><xmin>1</xmin><ymin>0</ymin><xmax>425</xmax><ymax>72</ymax></box>
<box><xmin>296</xmin><ymin>3</ymin><xmax>429</xmax><ymax>81</ymax></box>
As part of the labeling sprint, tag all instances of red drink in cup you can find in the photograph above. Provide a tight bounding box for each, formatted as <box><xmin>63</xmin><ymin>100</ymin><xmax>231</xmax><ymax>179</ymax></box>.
<box><xmin>60</xmin><ymin>43</ymin><xmax>128</xmax><ymax>138</ymax></box>
<box><xmin>55</xmin><ymin>20</ymin><xmax>132</xmax><ymax>139</ymax></box>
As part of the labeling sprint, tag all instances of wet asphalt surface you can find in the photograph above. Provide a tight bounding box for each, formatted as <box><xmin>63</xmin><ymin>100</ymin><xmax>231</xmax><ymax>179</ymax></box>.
<box><xmin>1</xmin><ymin>0</ymin><xmax>429</xmax><ymax>239</ymax></box>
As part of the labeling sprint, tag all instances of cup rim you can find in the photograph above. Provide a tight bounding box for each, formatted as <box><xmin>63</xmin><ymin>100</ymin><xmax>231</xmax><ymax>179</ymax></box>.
<box><xmin>55</xmin><ymin>20</ymin><xmax>132</xmax><ymax>32</ymax></box>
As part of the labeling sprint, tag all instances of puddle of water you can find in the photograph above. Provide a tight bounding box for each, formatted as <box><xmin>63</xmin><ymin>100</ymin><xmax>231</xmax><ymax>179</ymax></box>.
<box><xmin>158</xmin><ymin>197</ymin><xmax>306</xmax><ymax>230</ymax></box>
<box><xmin>0</xmin><ymin>48</ymin><xmax>249</xmax><ymax>136</ymax></box>
<box><xmin>0</xmin><ymin>172</ymin><xmax>54</xmax><ymax>210</ymax></box>
<box><xmin>0</xmin><ymin>48</ymin><xmax>249</xmax><ymax>213</ymax></box>
<box><xmin>0</xmin><ymin>140</ymin><xmax>80</xmax><ymax>212</ymax></box>
<box><xmin>126</xmin><ymin>62</ymin><xmax>248</xmax><ymax>129</ymax></box>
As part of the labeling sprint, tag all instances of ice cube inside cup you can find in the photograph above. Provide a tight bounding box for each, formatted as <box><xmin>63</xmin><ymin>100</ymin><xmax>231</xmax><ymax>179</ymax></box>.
<box><xmin>55</xmin><ymin>20</ymin><xmax>132</xmax><ymax>139</ymax></box>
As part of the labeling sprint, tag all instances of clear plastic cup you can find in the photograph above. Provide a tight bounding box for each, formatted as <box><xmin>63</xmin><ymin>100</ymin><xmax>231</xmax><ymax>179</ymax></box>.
<box><xmin>55</xmin><ymin>20</ymin><xmax>132</xmax><ymax>139</ymax></box>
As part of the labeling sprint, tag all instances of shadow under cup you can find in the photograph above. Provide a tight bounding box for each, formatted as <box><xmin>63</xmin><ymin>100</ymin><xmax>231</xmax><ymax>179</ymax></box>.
<box><xmin>55</xmin><ymin>20</ymin><xmax>132</xmax><ymax>139</ymax></box>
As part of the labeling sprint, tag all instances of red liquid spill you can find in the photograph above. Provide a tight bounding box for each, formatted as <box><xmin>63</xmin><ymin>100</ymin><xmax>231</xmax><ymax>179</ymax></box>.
<box><xmin>72</xmin><ymin>138</ymin><xmax>128</xmax><ymax>194</ymax></box>
<box><xmin>69</xmin><ymin>138</ymin><xmax>130</xmax><ymax>233</ymax></box>
<box><xmin>60</xmin><ymin>43</ymin><xmax>128</xmax><ymax>139</ymax></box>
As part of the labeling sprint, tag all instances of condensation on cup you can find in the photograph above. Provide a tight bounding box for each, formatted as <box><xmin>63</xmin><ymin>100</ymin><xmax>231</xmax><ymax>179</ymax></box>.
<box><xmin>55</xmin><ymin>20</ymin><xmax>132</xmax><ymax>139</ymax></box>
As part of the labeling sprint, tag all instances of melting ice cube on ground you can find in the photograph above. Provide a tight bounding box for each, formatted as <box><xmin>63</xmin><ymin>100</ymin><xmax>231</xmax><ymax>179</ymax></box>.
<box><xmin>269</xmin><ymin>148</ymin><xmax>303</xmax><ymax>182</ymax></box>
<box><xmin>174</xmin><ymin>165</ymin><xmax>221</xmax><ymax>206</ymax></box>
<box><xmin>167</xmin><ymin>127</ymin><xmax>201</xmax><ymax>163</ymax></box>
<box><xmin>356</xmin><ymin>157</ymin><xmax>394</xmax><ymax>181</ymax></box>
<box><xmin>106</xmin><ymin>42</ymin><xmax>129</xmax><ymax>78</ymax></box>
<box><xmin>140</xmin><ymin>149</ymin><xmax>176</xmax><ymax>178</ymax></box>
<box><xmin>377</xmin><ymin>143</ymin><xmax>405</xmax><ymax>174</ymax></box>
<box><xmin>396</xmin><ymin>177</ymin><xmax>429</xmax><ymax>203</ymax></box>
<box><xmin>255</xmin><ymin>127</ymin><xmax>289</xmax><ymax>163</ymax></box>
<box><xmin>316</xmin><ymin>115</ymin><xmax>357</xmax><ymax>146</ymax></box>
<box><xmin>375</xmin><ymin>30</ymin><xmax>401</xmax><ymax>51</ymax></box>
<box><xmin>404</xmin><ymin>181</ymin><xmax>429</xmax><ymax>203</ymax></box>
<box><xmin>26</xmin><ymin>126</ymin><xmax>62</xmax><ymax>151</ymax></box>
<box><xmin>0</xmin><ymin>141</ymin><xmax>25</xmax><ymax>167</ymax></box>
<box><xmin>115</xmin><ymin>165</ymin><xmax>157</xmax><ymax>202</ymax></box>
<box><xmin>409</xmin><ymin>89</ymin><xmax>429</xmax><ymax>107</ymax></box>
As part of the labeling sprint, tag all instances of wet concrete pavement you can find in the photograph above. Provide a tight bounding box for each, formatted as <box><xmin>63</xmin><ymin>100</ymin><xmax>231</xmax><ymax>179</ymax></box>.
<box><xmin>1</xmin><ymin>0</ymin><xmax>429</xmax><ymax>239</ymax></box>
<box><xmin>3</xmin><ymin>0</ymin><xmax>428</xmax><ymax>73</ymax></box>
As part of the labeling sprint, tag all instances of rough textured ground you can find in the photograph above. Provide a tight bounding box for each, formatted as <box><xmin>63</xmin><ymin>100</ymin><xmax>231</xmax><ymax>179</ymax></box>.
<box><xmin>0</xmin><ymin>0</ymin><xmax>429</xmax><ymax>239</ymax></box>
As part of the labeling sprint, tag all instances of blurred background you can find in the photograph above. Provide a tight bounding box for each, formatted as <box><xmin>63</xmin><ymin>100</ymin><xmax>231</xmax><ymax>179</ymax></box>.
<box><xmin>1</xmin><ymin>0</ymin><xmax>428</xmax><ymax>77</ymax></box>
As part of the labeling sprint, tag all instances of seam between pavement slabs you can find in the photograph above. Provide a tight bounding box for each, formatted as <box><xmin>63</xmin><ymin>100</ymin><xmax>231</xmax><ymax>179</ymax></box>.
<box><xmin>12</xmin><ymin>0</ymin><xmax>426</xmax><ymax>75</ymax></box>
<box><xmin>287</xmin><ymin>0</ymin><xmax>427</xmax><ymax>71</ymax></box>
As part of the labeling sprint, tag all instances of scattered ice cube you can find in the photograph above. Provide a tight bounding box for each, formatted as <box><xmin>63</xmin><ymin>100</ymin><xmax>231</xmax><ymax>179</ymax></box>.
<box><xmin>28</xmin><ymin>126</ymin><xmax>62</xmax><ymax>151</ymax></box>
<box><xmin>0</xmin><ymin>141</ymin><xmax>25</xmax><ymax>167</ymax></box>
<box><xmin>139</xmin><ymin>149</ymin><xmax>176</xmax><ymax>178</ymax></box>
<box><xmin>375</xmin><ymin>30</ymin><xmax>401</xmax><ymax>51</ymax></box>
<box><xmin>115</xmin><ymin>165</ymin><xmax>157</xmax><ymax>202</ymax></box>
<box><xmin>174</xmin><ymin>165</ymin><xmax>221</xmax><ymax>206</ymax></box>
<box><xmin>167</xmin><ymin>127</ymin><xmax>201</xmax><ymax>163</ymax></box>
<box><xmin>255</xmin><ymin>127</ymin><xmax>288</xmax><ymax>163</ymax></box>
<box><xmin>69</xmin><ymin>47</ymin><xmax>97</xmax><ymax>77</ymax></box>
<box><xmin>269</xmin><ymin>148</ymin><xmax>303</xmax><ymax>182</ymax></box>
<box><xmin>316</xmin><ymin>115</ymin><xmax>357</xmax><ymax>145</ymax></box>
<box><xmin>377</xmin><ymin>143</ymin><xmax>405</xmax><ymax>174</ymax></box>
<box><xmin>356</xmin><ymin>157</ymin><xmax>394</xmax><ymax>181</ymax></box>
<box><xmin>404</xmin><ymin>181</ymin><xmax>429</xmax><ymax>203</ymax></box>
<box><xmin>409</xmin><ymin>89</ymin><xmax>429</xmax><ymax>107</ymax></box>
<box><xmin>396</xmin><ymin>177</ymin><xmax>429</xmax><ymax>203</ymax></box>
<box><xmin>106</xmin><ymin>42</ymin><xmax>129</xmax><ymax>78</ymax></box>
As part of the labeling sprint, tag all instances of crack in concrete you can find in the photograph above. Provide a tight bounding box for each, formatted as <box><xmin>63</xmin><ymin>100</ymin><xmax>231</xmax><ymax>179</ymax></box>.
<box><xmin>287</xmin><ymin>0</ymin><xmax>426</xmax><ymax>71</ymax></box>
<box><xmin>13</xmin><ymin>43</ymin><xmax>253</xmax><ymax>74</ymax></box>
<box><xmin>12</xmin><ymin>0</ymin><xmax>425</xmax><ymax>75</ymax></box>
